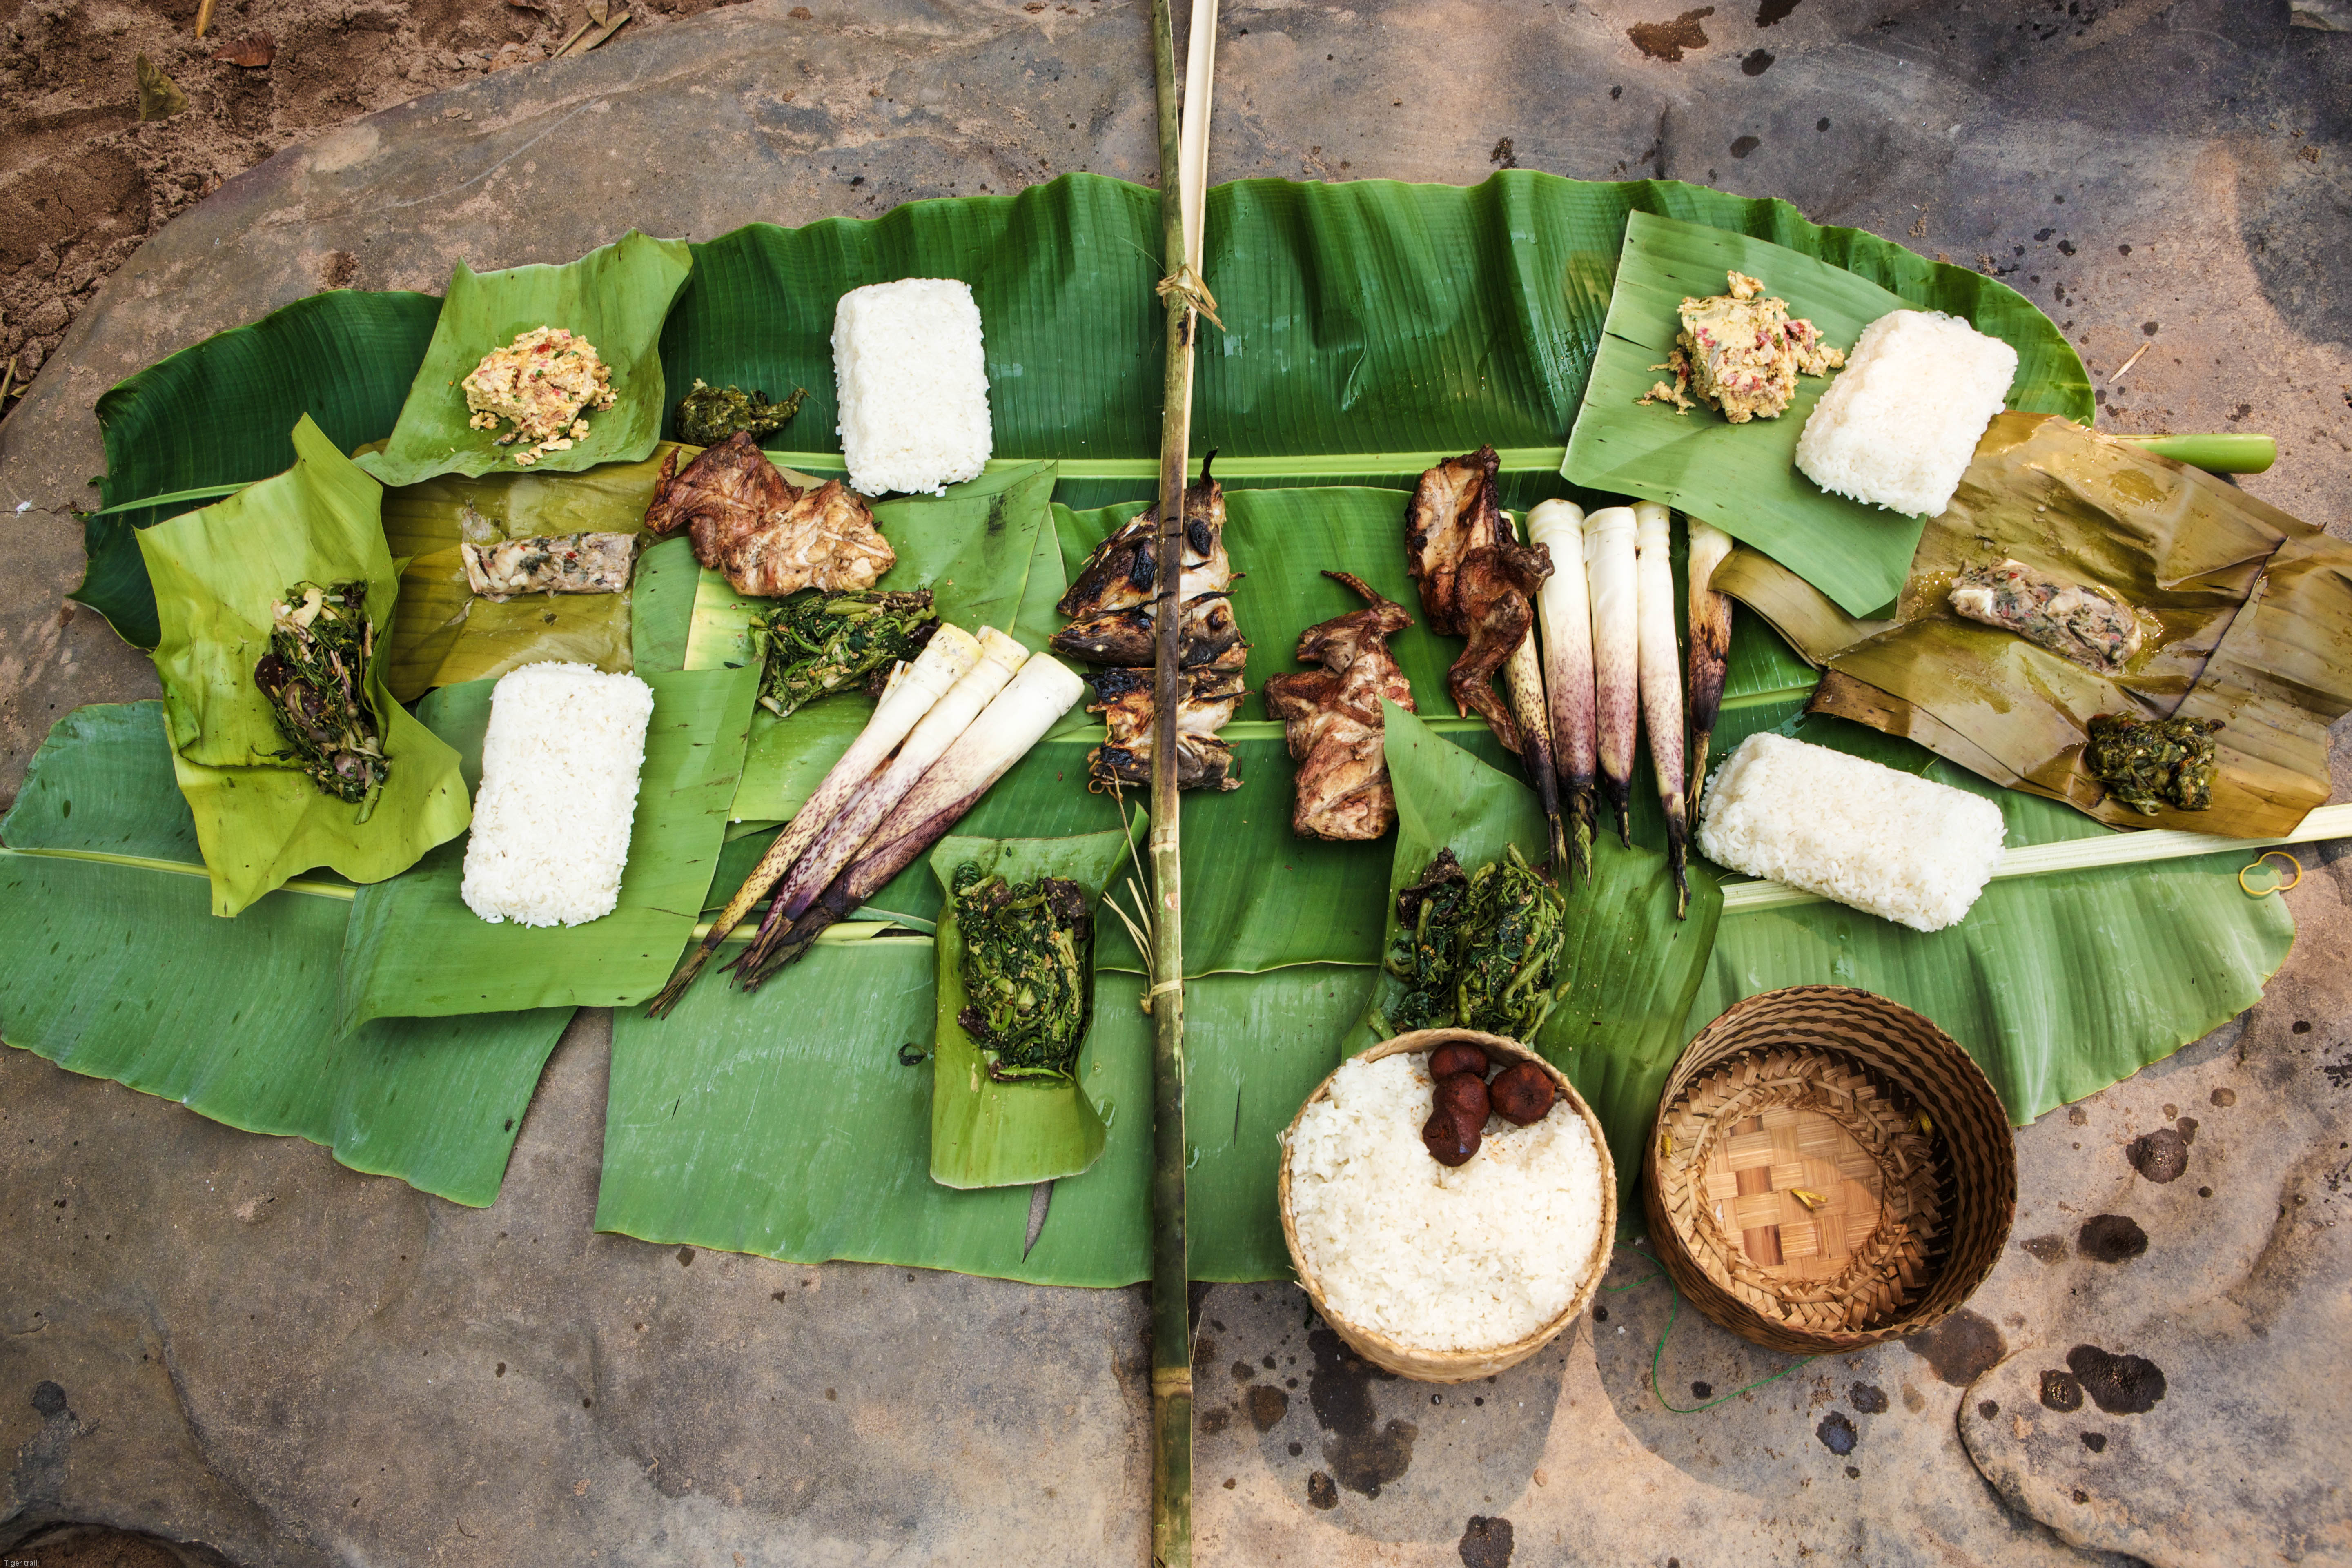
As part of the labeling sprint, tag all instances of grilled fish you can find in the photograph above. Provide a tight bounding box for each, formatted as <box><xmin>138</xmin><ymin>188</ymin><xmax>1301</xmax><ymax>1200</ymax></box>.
<box><xmin>1084</xmin><ymin>665</ymin><xmax>1246</xmax><ymax>793</ymax></box>
<box><xmin>1049</xmin><ymin>592</ymin><xmax>1247</xmax><ymax>669</ymax></box>
<box><xmin>1056</xmin><ymin>458</ymin><xmax>1232</xmax><ymax>620</ymax></box>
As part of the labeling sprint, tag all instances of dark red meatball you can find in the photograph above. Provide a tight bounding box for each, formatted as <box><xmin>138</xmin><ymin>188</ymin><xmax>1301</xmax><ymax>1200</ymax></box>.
<box><xmin>1422</xmin><ymin>1108</ymin><xmax>1481</xmax><ymax>1166</ymax></box>
<box><xmin>1432</xmin><ymin>1071</ymin><xmax>1491</xmax><ymax>1125</ymax></box>
<box><xmin>1427</xmin><ymin>1042</ymin><xmax>1491</xmax><ymax>1081</ymax></box>
<box><xmin>1488</xmin><ymin>1062</ymin><xmax>1557</xmax><ymax>1126</ymax></box>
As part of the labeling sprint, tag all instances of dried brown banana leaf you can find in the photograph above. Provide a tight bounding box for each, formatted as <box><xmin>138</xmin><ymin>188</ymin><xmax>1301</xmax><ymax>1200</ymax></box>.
<box><xmin>1715</xmin><ymin>413</ymin><xmax>2352</xmax><ymax>837</ymax></box>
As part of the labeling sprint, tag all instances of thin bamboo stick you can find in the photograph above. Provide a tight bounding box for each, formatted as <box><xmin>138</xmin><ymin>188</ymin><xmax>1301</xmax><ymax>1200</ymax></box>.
<box><xmin>1147</xmin><ymin>2</ymin><xmax>1205</xmax><ymax>1564</ymax></box>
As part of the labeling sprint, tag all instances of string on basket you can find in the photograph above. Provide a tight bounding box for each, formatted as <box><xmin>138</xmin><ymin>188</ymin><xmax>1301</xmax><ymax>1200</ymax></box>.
<box><xmin>1603</xmin><ymin>1242</ymin><xmax>1815</xmax><ymax>1415</ymax></box>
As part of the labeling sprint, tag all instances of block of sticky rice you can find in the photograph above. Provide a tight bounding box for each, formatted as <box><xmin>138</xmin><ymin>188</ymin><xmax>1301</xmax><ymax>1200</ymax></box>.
<box><xmin>832</xmin><ymin>278</ymin><xmax>993</xmax><ymax>497</ymax></box>
<box><xmin>1696</xmin><ymin>732</ymin><xmax>2005</xmax><ymax>932</ymax></box>
<box><xmin>461</xmin><ymin>662</ymin><xmax>656</xmax><ymax>927</ymax></box>
<box><xmin>1284</xmin><ymin>1052</ymin><xmax>1606</xmax><ymax>1353</ymax></box>
<box><xmin>1793</xmin><ymin>309</ymin><xmax>2018</xmax><ymax>519</ymax></box>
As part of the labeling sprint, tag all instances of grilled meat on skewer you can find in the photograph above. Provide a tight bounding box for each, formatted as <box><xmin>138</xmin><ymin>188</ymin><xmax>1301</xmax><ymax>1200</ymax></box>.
<box><xmin>1049</xmin><ymin>592</ymin><xmax>1247</xmax><ymax>670</ymax></box>
<box><xmin>1262</xmin><ymin>571</ymin><xmax>1416</xmax><ymax>841</ymax></box>
<box><xmin>1084</xmin><ymin>665</ymin><xmax>1246</xmax><ymax>793</ymax></box>
<box><xmin>1056</xmin><ymin>457</ymin><xmax>1232</xmax><ymax>620</ymax></box>
<box><xmin>1446</xmin><ymin>533</ymin><xmax>1552</xmax><ymax>755</ymax></box>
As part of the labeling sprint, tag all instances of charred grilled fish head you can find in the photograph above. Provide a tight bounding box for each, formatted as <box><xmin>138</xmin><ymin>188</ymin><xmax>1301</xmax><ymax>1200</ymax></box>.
<box><xmin>1055</xmin><ymin>455</ymin><xmax>1234</xmax><ymax>619</ymax></box>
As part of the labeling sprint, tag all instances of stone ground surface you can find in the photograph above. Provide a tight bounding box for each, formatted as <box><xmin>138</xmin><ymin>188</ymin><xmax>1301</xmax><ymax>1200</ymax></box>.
<box><xmin>2</xmin><ymin>0</ymin><xmax>2349</xmax><ymax>1563</ymax></box>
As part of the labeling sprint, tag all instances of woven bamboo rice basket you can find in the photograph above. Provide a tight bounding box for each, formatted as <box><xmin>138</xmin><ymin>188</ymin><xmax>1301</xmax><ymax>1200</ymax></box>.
<box><xmin>1277</xmin><ymin>1029</ymin><xmax>1617</xmax><ymax>1384</ymax></box>
<box><xmin>1644</xmin><ymin>987</ymin><xmax>2016</xmax><ymax>1355</ymax></box>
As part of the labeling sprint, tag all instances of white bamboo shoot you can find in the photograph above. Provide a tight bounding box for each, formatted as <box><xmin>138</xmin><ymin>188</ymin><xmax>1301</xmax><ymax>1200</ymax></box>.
<box><xmin>1584</xmin><ymin>505</ymin><xmax>1640</xmax><ymax>847</ymax></box>
<box><xmin>647</xmin><ymin>625</ymin><xmax>981</xmax><ymax>1015</ymax></box>
<box><xmin>1633</xmin><ymin>502</ymin><xmax>1689</xmax><ymax>918</ymax></box>
<box><xmin>1526</xmin><ymin>499</ymin><xmax>1595</xmax><ymax>883</ymax></box>
<box><xmin>1686</xmin><ymin>519</ymin><xmax>1735</xmax><ymax>823</ymax></box>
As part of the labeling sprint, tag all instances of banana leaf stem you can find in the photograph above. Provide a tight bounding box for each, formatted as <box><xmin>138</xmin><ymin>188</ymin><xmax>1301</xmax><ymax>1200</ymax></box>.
<box><xmin>2121</xmin><ymin>432</ymin><xmax>2275</xmax><ymax>474</ymax></box>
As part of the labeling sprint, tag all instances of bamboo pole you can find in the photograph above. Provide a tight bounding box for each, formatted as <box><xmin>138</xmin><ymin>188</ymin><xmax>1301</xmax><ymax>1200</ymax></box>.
<box><xmin>1146</xmin><ymin>2</ymin><xmax>1209</xmax><ymax>1564</ymax></box>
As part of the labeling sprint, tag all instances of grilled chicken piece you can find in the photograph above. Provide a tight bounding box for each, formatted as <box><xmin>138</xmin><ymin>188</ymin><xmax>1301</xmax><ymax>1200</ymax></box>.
<box><xmin>1403</xmin><ymin>446</ymin><xmax>1501</xmax><ymax>636</ymax></box>
<box><xmin>1049</xmin><ymin>593</ymin><xmax>1248</xmax><ymax>669</ymax></box>
<box><xmin>1403</xmin><ymin>446</ymin><xmax>1551</xmax><ymax>752</ymax></box>
<box><xmin>721</xmin><ymin>479</ymin><xmax>896</xmax><ymax>598</ymax></box>
<box><xmin>1446</xmin><ymin>535</ymin><xmax>1552</xmax><ymax>753</ymax></box>
<box><xmin>641</xmin><ymin>433</ymin><xmax>895</xmax><ymax>597</ymax></box>
<box><xmin>1083</xmin><ymin>665</ymin><xmax>1246</xmax><ymax>792</ymax></box>
<box><xmin>644</xmin><ymin>432</ymin><xmax>791</xmax><ymax>548</ymax></box>
<box><xmin>1056</xmin><ymin>459</ymin><xmax>1232</xmax><ymax>620</ymax></box>
<box><xmin>1262</xmin><ymin>572</ymin><xmax>1416</xmax><ymax>840</ymax></box>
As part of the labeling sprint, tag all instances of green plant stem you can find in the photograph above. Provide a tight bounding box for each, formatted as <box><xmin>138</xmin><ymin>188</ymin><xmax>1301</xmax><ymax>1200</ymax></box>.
<box><xmin>1147</xmin><ymin>2</ymin><xmax>1193</xmax><ymax>1564</ymax></box>
<box><xmin>2120</xmin><ymin>432</ymin><xmax>2274</xmax><ymax>473</ymax></box>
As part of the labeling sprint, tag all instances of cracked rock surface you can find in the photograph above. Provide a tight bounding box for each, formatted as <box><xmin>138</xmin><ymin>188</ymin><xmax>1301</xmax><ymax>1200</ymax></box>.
<box><xmin>2</xmin><ymin>1</ymin><xmax>2348</xmax><ymax>1563</ymax></box>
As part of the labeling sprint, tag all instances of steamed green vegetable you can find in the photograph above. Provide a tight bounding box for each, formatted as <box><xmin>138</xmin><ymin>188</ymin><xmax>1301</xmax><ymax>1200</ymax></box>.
<box><xmin>675</xmin><ymin>379</ymin><xmax>808</xmax><ymax>447</ymax></box>
<box><xmin>756</xmin><ymin>588</ymin><xmax>938</xmax><ymax>717</ymax></box>
<box><xmin>256</xmin><ymin>580</ymin><xmax>389</xmax><ymax>812</ymax></box>
<box><xmin>952</xmin><ymin>864</ymin><xmax>1094</xmax><ymax>1082</ymax></box>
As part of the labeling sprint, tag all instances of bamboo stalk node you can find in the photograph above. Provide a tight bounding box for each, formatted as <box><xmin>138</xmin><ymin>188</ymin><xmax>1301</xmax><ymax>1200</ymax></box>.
<box><xmin>1154</xmin><ymin>263</ymin><xmax>1224</xmax><ymax>330</ymax></box>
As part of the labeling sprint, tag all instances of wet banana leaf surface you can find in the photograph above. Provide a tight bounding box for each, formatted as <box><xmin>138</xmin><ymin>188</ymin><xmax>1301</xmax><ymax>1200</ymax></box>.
<box><xmin>356</xmin><ymin>231</ymin><xmax>693</xmax><ymax>488</ymax></box>
<box><xmin>1563</xmin><ymin>212</ymin><xmax>2093</xmax><ymax>618</ymax></box>
<box><xmin>134</xmin><ymin>416</ymin><xmax>470</xmax><ymax>915</ymax></box>
<box><xmin>1722</xmin><ymin>414</ymin><xmax>2352</xmax><ymax>837</ymax></box>
<box><xmin>927</xmin><ymin>829</ymin><xmax>1137</xmax><ymax>1190</ymax></box>
<box><xmin>0</xmin><ymin>704</ymin><xmax>570</xmax><ymax>1207</ymax></box>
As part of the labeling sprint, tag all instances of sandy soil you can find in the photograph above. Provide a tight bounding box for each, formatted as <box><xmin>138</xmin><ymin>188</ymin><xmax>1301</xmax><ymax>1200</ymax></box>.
<box><xmin>0</xmin><ymin>0</ymin><xmax>746</xmax><ymax>410</ymax></box>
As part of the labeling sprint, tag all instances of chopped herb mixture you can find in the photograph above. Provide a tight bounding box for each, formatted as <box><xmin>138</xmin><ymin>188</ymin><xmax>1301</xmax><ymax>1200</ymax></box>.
<box><xmin>2083</xmin><ymin>713</ymin><xmax>2222</xmax><ymax>814</ymax></box>
<box><xmin>675</xmin><ymin>379</ymin><xmax>808</xmax><ymax>447</ymax></box>
<box><xmin>1639</xmin><ymin>270</ymin><xmax>1844</xmax><ymax>423</ymax></box>
<box><xmin>254</xmin><ymin>581</ymin><xmax>390</xmax><ymax>814</ymax></box>
<box><xmin>953</xmin><ymin>864</ymin><xmax>1094</xmax><ymax>1082</ymax></box>
<box><xmin>1377</xmin><ymin>844</ymin><xmax>1568</xmax><ymax>1040</ymax></box>
<box><xmin>753</xmin><ymin>588</ymin><xmax>937</xmax><ymax>717</ymax></box>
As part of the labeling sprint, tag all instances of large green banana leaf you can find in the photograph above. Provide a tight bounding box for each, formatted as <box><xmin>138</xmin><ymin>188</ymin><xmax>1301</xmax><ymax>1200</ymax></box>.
<box><xmin>630</xmin><ymin>536</ymin><xmax>701</xmax><ymax>675</ymax></box>
<box><xmin>1563</xmin><ymin>212</ymin><xmax>2092</xmax><ymax>617</ymax></box>
<box><xmin>598</xmin><ymin>939</ymin><xmax>1383</xmax><ymax>1285</ymax></box>
<box><xmin>0</xmin><ymin>704</ymin><xmax>570</xmax><ymax>1207</ymax></box>
<box><xmin>135</xmin><ymin>416</ymin><xmax>470</xmax><ymax>915</ymax></box>
<box><xmin>927</xmin><ymin>828</ymin><xmax>1136</xmax><ymax>1189</ymax></box>
<box><xmin>76</xmin><ymin>289</ymin><xmax>443</xmax><ymax>650</ymax></box>
<box><xmin>76</xmin><ymin>170</ymin><xmax>2089</xmax><ymax>635</ymax></box>
<box><xmin>1352</xmin><ymin>702</ymin><xmax>1724</xmax><ymax>1201</ymax></box>
<box><xmin>337</xmin><ymin>665</ymin><xmax>759</xmax><ymax>1027</ymax></box>
<box><xmin>356</xmin><ymin>232</ymin><xmax>693</xmax><ymax>488</ymax></box>
<box><xmin>378</xmin><ymin>443</ymin><xmax>693</xmax><ymax>700</ymax></box>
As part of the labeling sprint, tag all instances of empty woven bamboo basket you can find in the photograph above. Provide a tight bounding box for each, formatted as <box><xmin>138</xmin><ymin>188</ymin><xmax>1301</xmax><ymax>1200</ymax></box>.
<box><xmin>1643</xmin><ymin>987</ymin><xmax>2015</xmax><ymax>1356</ymax></box>
<box><xmin>1278</xmin><ymin>1029</ymin><xmax>1617</xmax><ymax>1384</ymax></box>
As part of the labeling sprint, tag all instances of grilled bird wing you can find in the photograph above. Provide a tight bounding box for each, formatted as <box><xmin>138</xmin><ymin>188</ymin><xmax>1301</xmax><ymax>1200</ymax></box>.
<box><xmin>723</xmin><ymin>479</ymin><xmax>897</xmax><ymax>599</ymax></box>
<box><xmin>644</xmin><ymin>432</ymin><xmax>792</xmax><ymax>551</ymax></box>
<box><xmin>1263</xmin><ymin>571</ymin><xmax>1417</xmax><ymax>840</ymax></box>
<box><xmin>1446</xmin><ymin>535</ymin><xmax>1551</xmax><ymax>754</ymax></box>
<box><xmin>1403</xmin><ymin>446</ymin><xmax>1501</xmax><ymax>635</ymax></box>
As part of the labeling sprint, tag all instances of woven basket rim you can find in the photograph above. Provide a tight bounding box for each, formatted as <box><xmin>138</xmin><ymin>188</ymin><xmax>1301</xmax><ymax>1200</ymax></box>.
<box><xmin>1276</xmin><ymin>1028</ymin><xmax>1618</xmax><ymax>1383</ymax></box>
<box><xmin>1643</xmin><ymin>986</ymin><xmax>2017</xmax><ymax>1353</ymax></box>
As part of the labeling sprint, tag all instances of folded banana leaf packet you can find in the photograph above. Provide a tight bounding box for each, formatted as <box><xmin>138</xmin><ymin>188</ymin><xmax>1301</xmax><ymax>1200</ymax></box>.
<box><xmin>1712</xmin><ymin>412</ymin><xmax>2352</xmax><ymax>837</ymax></box>
<box><xmin>379</xmin><ymin>442</ymin><xmax>689</xmax><ymax>700</ymax></box>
